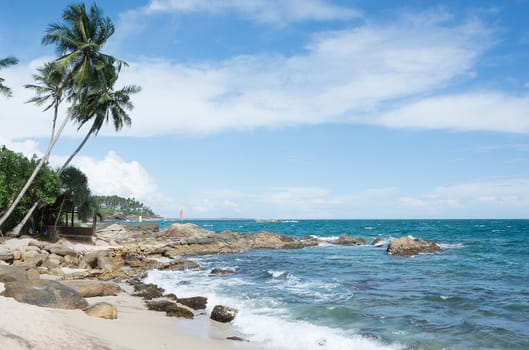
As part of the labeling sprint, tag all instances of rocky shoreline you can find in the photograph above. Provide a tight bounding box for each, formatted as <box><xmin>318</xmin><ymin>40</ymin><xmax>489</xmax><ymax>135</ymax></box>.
<box><xmin>0</xmin><ymin>223</ymin><xmax>441</xmax><ymax>347</ymax></box>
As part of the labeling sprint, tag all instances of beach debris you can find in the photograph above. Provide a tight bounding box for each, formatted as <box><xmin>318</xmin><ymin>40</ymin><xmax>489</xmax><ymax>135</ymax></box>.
<box><xmin>210</xmin><ymin>305</ymin><xmax>238</xmax><ymax>323</ymax></box>
<box><xmin>177</xmin><ymin>296</ymin><xmax>207</xmax><ymax>310</ymax></box>
<box><xmin>386</xmin><ymin>236</ymin><xmax>441</xmax><ymax>256</ymax></box>
<box><xmin>2</xmin><ymin>279</ymin><xmax>89</xmax><ymax>309</ymax></box>
<box><xmin>84</xmin><ymin>302</ymin><xmax>118</xmax><ymax>319</ymax></box>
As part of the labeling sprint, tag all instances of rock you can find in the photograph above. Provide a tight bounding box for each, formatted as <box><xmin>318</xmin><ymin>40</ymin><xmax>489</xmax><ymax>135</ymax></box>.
<box><xmin>13</xmin><ymin>251</ymin><xmax>47</xmax><ymax>270</ymax></box>
<box><xmin>79</xmin><ymin>250</ymin><xmax>106</xmax><ymax>269</ymax></box>
<box><xmin>26</xmin><ymin>268</ymin><xmax>40</xmax><ymax>280</ymax></box>
<box><xmin>177</xmin><ymin>296</ymin><xmax>207</xmax><ymax>310</ymax></box>
<box><xmin>158</xmin><ymin>260</ymin><xmax>201</xmax><ymax>271</ymax></box>
<box><xmin>145</xmin><ymin>300</ymin><xmax>194</xmax><ymax>319</ymax></box>
<box><xmin>334</xmin><ymin>235</ymin><xmax>366</xmax><ymax>246</ymax></box>
<box><xmin>0</xmin><ymin>246</ymin><xmax>14</xmax><ymax>263</ymax></box>
<box><xmin>166</xmin><ymin>306</ymin><xmax>194</xmax><ymax>319</ymax></box>
<box><xmin>45</xmin><ymin>243</ymin><xmax>77</xmax><ymax>257</ymax></box>
<box><xmin>210</xmin><ymin>268</ymin><xmax>235</xmax><ymax>275</ymax></box>
<box><xmin>371</xmin><ymin>238</ymin><xmax>384</xmax><ymax>247</ymax></box>
<box><xmin>164</xmin><ymin>293</ymin><xmax>177</xmax><ymax>300</ymax></box>
<box><xmin>386</xmin><ymin>236</ymin><xmax>441</xmax><ymax>256</ymax></box>
<box><xmin>2</xmin><ymin>279</ymin><xmax>89</xmax><ymax>309</ymax></box>
<box><xmin>132</xmin><ymin>282</ymin><xmax>164</xmax><ymax>299</ymax></box>
<box><xmin>226</xmin><ymin>336</ymin><xmax>248</xmax><ymax>342</ymax></box>
<box><xmin>83</xmin><ymin>302</ymin><xmax>118</xmax><ymax>319</ymax></box>
<box><xmin>12</xmin><ymin>250</ymin><xmax>22</xmax><ymax>260</ymax></box>
<box><xmin>97</xmin><ymin>254</ymin><xmax>124</xmax><ymax>272</ymax></box>
<box><xmin>59</xmin><ymin>280</ymin><xmax>122</xmax><ymax>297</ymax></box>
<box><xmin>0</xmin><ymin>265</ymin><xmax>28</xmax><ymax>282</ymax></box>
<box><xmin>210</xmin><ymin>305</ymin><xmax>238</xmax><ymax>323</ymax></box>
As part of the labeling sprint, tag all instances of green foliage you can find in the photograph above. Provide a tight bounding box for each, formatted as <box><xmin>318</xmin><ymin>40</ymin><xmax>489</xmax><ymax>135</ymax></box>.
<box><xmin>0</xmin><ymin>56</ymin><xmax>19</xmax><ymax>97</ymax></box>
<box><xmin>0</xmin><ymin>146</ymin><xmax>60</xmax><ymax>231</ymax></box>
<box><xmin>92</xmin><ymin>195</ymin><xmax>156</xmax><ymax>217</ymax></box>
<box><xmin>60</xmin><ymin>166</ymin><xmax>94</xmax><ymax>221</ymax></box>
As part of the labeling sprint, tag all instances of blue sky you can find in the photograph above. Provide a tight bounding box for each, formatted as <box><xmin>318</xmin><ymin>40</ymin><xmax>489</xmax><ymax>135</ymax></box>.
<box><xmin>1</xmin><ymin>0</ymin><xmax>529</xmax><ymax>219</ymax></box>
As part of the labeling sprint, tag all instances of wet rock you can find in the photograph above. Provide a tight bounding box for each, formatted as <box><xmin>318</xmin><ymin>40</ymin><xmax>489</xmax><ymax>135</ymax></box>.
<box><xmin>177</xmin><ymin>296</ymin><xmax>207</xmax><ymax>310</ymax></box>
<box><xmin>226</xmin><ymin>336</ymin><xmax>248</xmax><ymax>342</ymax></box>
<box><xmin>371</xmin><ymin>238</ymin><xmax>384</xmax><ymax>247</ymax></box>
<box><xmin>158</xmin><ymin>260</ymin><xmax>201</xmax><ymax>271</ymax></box>
<box><xmin>146</xmin><ymin>300</ymin><xmax>194</xmax><ymax>319</ymax></box>
<box><xmin>132</xmin><ymin>282</ymin><xmax>164</xmax><ymax>299</ymax></box>
<box><xmin>334</xmin><ymin>235</ymin><xmax>366</xmax><ymax>246</ymax></box>
<box><xmin>2</xmin><ymin>279</ymin><xmax>88</xmax><ymax>309</ymax></box>
<box><xmin>84</xmin><ymin>302</ymin><xmax>118</xmax><ymax>319</ymax></box>
<box><xmin>210</xmin><ymin>268</ymin><xmax>235</xmax><ymax>275</ymax></box>
<box><xmin>386</xmin><ymin>236</ymin><xmax>441</xmax><ymax>256</ymax></box>
<box><xmin>210</xmin><ymin>305</ymin><xmax>238</xmax><ymax>323</ymax></box>
<box><xmin>59</xmin><ymin>280</ymin><xmax>122</xmax><ymax>297</ymax></box>
<box><xmin>164</xmin><ymin>293</ymin><xmax>177</xmax><ymax>300</ymax></box>
<box><xmin>0</xmin><ymin>265</ymin><xmax>28</xmax><ymax>282</ymax></box>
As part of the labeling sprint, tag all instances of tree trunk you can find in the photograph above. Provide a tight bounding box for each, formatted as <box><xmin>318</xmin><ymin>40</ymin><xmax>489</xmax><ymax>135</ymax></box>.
<box><xmin>0</xmin><ymin>109</ymin><xmax>69</xmax><ymax>231</ymax></box>
<box><xmin>6</xmin><ymin>102</ymin><xmax>63</xmax><ymax>236</ymax></box>
<box><xmin>58</xmin><ymin>127</ymin><xmax>93</xmax><ymax>175</ymax></box>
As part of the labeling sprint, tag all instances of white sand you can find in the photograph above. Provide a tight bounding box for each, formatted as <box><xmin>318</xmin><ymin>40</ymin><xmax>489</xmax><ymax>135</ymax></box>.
<box><xmin>0</xmin><ymin>292</ymin><xmax>248</xmax><ymax>350</ymax></box>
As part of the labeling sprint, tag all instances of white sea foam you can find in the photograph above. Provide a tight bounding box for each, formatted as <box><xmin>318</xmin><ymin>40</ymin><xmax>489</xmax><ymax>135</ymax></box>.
<box><xmin>268</xmin><ymin>270</ymin><xmax>286</xmax><ymax>278</ymax></box>
<box><xmin>438</xmin><ymin>243</ymin><xmax>464</xmax><ymax>249</ymax></box>
<box><xmin>144</xmin><ymin>269</ymin><xmax>399</xmax><ymax>350</ymax></box>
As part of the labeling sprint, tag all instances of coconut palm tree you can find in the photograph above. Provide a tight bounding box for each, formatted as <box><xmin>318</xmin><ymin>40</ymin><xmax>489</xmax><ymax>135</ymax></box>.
<box><xmin>6</xmin><ymin>62</ymin><xmax>71</xmax><ymax>236</ymax></box>
<box><xmin>1</xmin><ymin>3</ymin><xmax>138</xmax><ymax>234</ymax></box>
<box><xmin>0</xmin><ymin>56</ymin><xmax>19</xmax><ymax>97</ymax></box>
<box><xmin>59</xmin><ymin>80</ymin><xmax>141</xmax><ymax>174</ymax></box>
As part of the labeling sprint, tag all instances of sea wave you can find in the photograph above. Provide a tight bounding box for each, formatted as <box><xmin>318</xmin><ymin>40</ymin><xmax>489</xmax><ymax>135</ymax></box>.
<box><xmin>144</xmin><ymin>269</ymin><xmax>398</xmax><ymax>350</ymax></box>
<box><xmin>438</xmin><ymin>243</ymin><xmax>464</xmax><ymax>249</ymax></box>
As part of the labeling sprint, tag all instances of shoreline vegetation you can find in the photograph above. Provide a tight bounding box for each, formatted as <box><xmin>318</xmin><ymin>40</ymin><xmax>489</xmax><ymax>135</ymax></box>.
<box><xmin>0</xmin><ymin>222</ymin><xmax>440</xmax><ymax>349</ymax></box>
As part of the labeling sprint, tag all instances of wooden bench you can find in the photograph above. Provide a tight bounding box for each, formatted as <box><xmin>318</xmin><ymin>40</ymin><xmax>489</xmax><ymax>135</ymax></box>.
<box><xmin>40</xmin><ymin>225</ymin><xmax>95</xmax><ymax>243</ymax></box>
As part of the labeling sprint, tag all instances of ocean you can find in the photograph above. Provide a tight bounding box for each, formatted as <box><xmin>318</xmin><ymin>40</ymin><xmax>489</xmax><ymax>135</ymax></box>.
<box><xmin>143</xmin><ymin>219</ymin><xmax>529</xmax><ymax>350</ymax></box>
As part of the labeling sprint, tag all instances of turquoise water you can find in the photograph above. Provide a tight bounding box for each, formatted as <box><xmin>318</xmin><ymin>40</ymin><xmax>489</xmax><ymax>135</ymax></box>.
<box><xmin>145</xmin><ymin>220</ymin><xmax>529</xmax><ymax>350</ymax></box>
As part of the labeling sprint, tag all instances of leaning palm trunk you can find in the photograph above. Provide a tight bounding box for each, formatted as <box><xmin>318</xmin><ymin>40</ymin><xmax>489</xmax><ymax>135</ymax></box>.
<box><xmin>11</xmin><ymin>126</ymin><xmax>93</xmax><ymax>236</ymax></box>
<box><xmin>0</xmin><ymin>113</ymin><xmax>69</xmax><ymax>232</ymax></box>
<box><xmin>58</xmin><ymin>127</ymin><xmax>93</xmax><ymax>175</ymax></box>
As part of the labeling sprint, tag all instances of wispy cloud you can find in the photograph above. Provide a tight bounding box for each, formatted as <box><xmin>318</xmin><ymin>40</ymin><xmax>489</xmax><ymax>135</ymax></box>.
<box><xmin>143</xmin><ymin>0</ymin><xmax>361</xmax><ymax>24</ymax></box>
<box><xmin>3</xmin><ymin>11</ymin><xmax>523</xmax><ymax>141</ymax></box>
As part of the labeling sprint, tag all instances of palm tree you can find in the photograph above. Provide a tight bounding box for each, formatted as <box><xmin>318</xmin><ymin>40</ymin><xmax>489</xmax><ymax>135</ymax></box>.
<box><xmin>1</xmin><ymin>3</ymin><xmax>138</xmax><ymax>234</ymax></box>
<box><xmin>59</xmin><ymin>81</ymin><xmax>141</xmax><ymax>174</ymax></box>
<box><xmin>6</xmin><ymin>62</ymin><xmax>70</xmax><ymax>236</ymax></box>
<box><xmin>0</xmin><ymin>56</ymin><xmax>19</xmax><ymax>97</ymax></box>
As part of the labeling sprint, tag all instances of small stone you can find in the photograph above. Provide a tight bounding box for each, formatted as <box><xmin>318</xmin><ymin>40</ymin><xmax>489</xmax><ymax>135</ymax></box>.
<box><xmin>26</xmin><ymin>268</ymin><xmax>40</xmax><ymax>280</ymax></box>
<box><xmin>84</xmin><ymin>302</ymin><xmax>118</xmax><ymax>319</ymax></box>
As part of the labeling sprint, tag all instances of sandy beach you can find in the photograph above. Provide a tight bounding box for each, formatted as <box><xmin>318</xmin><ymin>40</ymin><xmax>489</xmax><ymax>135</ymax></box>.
<box><xmin>0</xmin><ymin>284</ymin><xmax>248</xmax><ymax>350</ymax></box>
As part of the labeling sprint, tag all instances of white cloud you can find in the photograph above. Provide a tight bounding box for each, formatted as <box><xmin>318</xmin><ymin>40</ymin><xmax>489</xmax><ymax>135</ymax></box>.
<box><xmin>143</xmin><ymin>0</ymin><xmax>360</xmax><ymax>24</ymax></box>
<box><xmin>60</xmin><ymin>151</ymin><xmax>177</xmax><ymax>215</ymax></box>
<box><xmin>398</xmin><ymin>178</ymin><xmax>529</xmax><ymax>217</ymax></box>
<box><xmin>3</xmin><ymin>12</ymin><xmax>525</xmax><ymax>141</ymax></box>
<box><xmin>0</xmin><ymin>136</ymin><xmax>42</xmax><ymax>158</ymax></box>
<box><xmin>109</xmin><ymin>14</ymin><xmax>495</xmax><ymax>137</ymax></box>
<box><xmin>378</xmin><ymin>92</ymin><xmax>529</xmax><ymax>133</ymax></box>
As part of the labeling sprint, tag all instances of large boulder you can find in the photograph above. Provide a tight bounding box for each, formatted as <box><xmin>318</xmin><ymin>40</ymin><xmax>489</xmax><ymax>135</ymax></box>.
<box><xmin>0</xmin><ymin>265</ymin><xmax>28</xmax><ymax>282</ymax></box>
<box><xmin>334</xmin><ymin>235</ymin><xmax>366</xmax><ymax>246</ymax></box>
<box><xmin>210</xmin><ymin>305</ymin><xmax>238</xmax><ymax>323</ymax></box>
<box><xmin>2</xmin><ymin>279</ymin><xmax>89</xmax><ymax>309</ymax></box>
<box><xmin>59</xmin><ymin>280</ymin><xmax>122</xmax><ymax>297</ymax></box>
<box><xmin>84</xmin><ymin>302</ymin><xmax>118</xmax><ymax>319</ymax></box>
<box><xmin>386</xmin><ymin>236</ymin><xmax>441</xmax><ymax>256</ymax></box>
<box><xmin>97</xmin><ymin>254</ymin><xmax>124</xmax><ymax>272</ymax></box>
